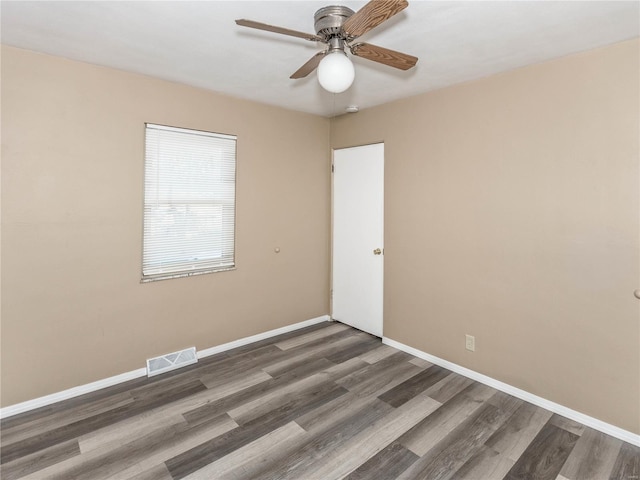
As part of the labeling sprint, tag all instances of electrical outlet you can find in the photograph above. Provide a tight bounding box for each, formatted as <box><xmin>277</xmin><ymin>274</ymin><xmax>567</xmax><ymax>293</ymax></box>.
<box><xmin>465</xmin><ymin>334</ymin><xmax>475</xmax><ymax>352</ymax></box>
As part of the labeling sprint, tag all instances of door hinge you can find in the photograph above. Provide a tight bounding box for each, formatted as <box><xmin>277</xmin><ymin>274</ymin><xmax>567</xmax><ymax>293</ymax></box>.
<box><xmin>331</xmin><ymin>164</ymin><xmax>334</xmax><ymax>173</ymax></box>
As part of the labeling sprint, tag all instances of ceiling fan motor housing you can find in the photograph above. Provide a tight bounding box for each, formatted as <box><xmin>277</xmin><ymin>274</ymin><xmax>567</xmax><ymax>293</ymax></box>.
<box><xmin>314</xmin><ymin>6</ymin><xmax>355</xmax><ymax>39</ymax></box>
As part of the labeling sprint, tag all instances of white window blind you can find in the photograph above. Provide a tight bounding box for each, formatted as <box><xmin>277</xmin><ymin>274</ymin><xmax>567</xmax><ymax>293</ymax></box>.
<box><xmin>142</xmin><ymin>123</ymin><xmax>236</xmax><ymax>281</ymax></box>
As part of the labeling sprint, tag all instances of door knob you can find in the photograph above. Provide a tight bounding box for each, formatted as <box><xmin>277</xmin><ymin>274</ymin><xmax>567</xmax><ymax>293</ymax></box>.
<box><xmin>373</xmin><ymin>248</ymin><xmax>382</xmax><ymax>255</ymax></box>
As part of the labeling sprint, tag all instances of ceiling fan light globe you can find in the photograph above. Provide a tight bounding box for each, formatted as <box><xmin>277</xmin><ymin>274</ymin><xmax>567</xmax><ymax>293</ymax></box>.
<box><xmin>317</xmin><ymin>51</ymin><xmax>355</xmax><ymax>93</ymax></box>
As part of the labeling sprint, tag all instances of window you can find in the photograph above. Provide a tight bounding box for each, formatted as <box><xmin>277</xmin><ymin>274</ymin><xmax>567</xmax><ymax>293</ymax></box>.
<box><xmin>142</xmin><ymin>123</ymin><xmax>236</xmax><ymax>281</ymax></box>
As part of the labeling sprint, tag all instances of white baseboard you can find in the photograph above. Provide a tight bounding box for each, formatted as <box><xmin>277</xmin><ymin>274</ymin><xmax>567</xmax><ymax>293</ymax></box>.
<box><xmin>0</xmin><ymin>314</ymin><xmax>331</xmax><ymax>419</ymax></box>
<box><xmin>383</xmin><ymin>336</ymin><xmax>640</xmax><ymax>447</ymax></box>
<box><xmin>0</xmin><ymin>368</ymin><xmax>148</xmax><ymax>419</ymax></box>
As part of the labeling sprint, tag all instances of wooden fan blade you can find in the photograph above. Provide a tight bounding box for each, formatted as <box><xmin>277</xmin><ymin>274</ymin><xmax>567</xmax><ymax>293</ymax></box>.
<box><xmin>342</xmin><ymin>0</ymin><xmax>409</xmax><ymax>39</ymax></box>
<box><xmin>236</xmin><ymin>19</ymin><xmax>323</xmax><ymax>42</ymax></box>
<box><xmin>290</xmin><ymin>52</ymin><xmax>326</xmax><ymax>79</ymax></box>
<box><xmin>351</xmin><ymin>42</ymin><xmax>417</xmax><ymax>70</ymax></box>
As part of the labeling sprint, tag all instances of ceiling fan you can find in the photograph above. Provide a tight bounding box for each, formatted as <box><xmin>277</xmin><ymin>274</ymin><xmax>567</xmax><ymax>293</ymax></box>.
<box><xmin>236</xmin><ymin>0</ymin><xmax>418</xmax><ymax>93</ymax></box>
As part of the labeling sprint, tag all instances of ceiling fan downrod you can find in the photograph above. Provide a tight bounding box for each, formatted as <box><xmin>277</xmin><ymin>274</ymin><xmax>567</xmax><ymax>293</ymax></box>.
<box><xmin>327</xmin><ymin>36</ymin><xmax>347</xmax><ymax>54</ymax></box>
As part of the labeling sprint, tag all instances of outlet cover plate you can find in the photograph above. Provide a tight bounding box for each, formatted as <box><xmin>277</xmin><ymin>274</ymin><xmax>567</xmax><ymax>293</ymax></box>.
<box><xmin>465</xmin><ymin>334</ymin><xmax>475</xmax><ymax>352</ymax></box>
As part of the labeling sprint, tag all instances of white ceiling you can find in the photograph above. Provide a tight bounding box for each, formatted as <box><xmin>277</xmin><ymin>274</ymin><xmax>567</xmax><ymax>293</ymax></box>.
<box><xmin>2</xmin><ymin>1</ymin><xmax>638</xmax><ymax>117</ymax></box>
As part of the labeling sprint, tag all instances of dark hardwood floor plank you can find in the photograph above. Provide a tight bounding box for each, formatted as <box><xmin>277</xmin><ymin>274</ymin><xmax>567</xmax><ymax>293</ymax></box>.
<box><xmin>0</xmin><ymin>439</ymin><xmax>80</xmax><ymax>480</ymax></box>
<box><xmin>74</xmin><ymin>369</ymin><xmax>272</xmax><ymax>456</ymax></box>
<box><xmin>399</xmin><ymin>381</ymin><xmax>498</xmax><ymax>456</ymax></box>
<box><xmin>343</xmin><ymin>441</ymin><xmax>420</xmax><ymax>480</ymax></box>
<box><xmin>278</xmin><ymin>324</ymin><xmax>364</xmax><ymax>357</ymax></box>
<box><xmin>423</xmin><ymin>372</ymin><xmax>475</xmax><ymax>404</ymax></box>
<box><xmin>126</xmin><ymin>463</ymin><xmax>174</xmax><ymax>480</ymax></box>
<box><xmin>78</xmin><ymin>408</ymin><xmax>186</xmax><ymax>455</ymax></box>
<box><xmin>163</xmin><ymin>419</ymin><xmax>284</xmax><ymax>479</ymax></box>
<box><xmin>231</xmin><ymin>380</ymin><xmax>348</xmax><ymax>427</ymax></box>
<box><xmin>452</xmin><ymin>444</ymin><xmax>515</xmax><ymax>480</ymax></box>
<box><xmin>183</xmin><ymin>359</ymin><xmax>328</xmax><ymax>425</ymax></box>
<box><xmin>264</xmin><ymin>357</ymin><xmax>336</xmax><ymax>382</ymax></box>
<box><xmin>323</xmin><ymin>333</ymin><xmax>382</xmax><ymax>363</ymax></box>
<box><xmin>247</xmin><ymin>397</ymin><xmax>395</xmax><ymax>480</ymax></box>
<box><xmin>259</xmin><ymin>330</ymin><xmax>366</xmax><ymax>377</ymax></box>
<box><xmin>609</xmin><ymin>441</ymin><xmax>640</xmax><ymax>480</ymax></box>
<box><xmin>358</xmin><ymin>344</ymin><xmax>398</xmax><ymax>364</ymax></box>
<box><xmin>199</xmin><ymin>365</ymin><xmax>273</xmax><ymax>391</ymax></box>
<box><xmin>453</xmin><ymin>402</ymin><xmax>552</xmax><ymax>479</ymax></box>
<box><xmin>178</xmin><ymin>421</ymin><xmax>308</xmax><ymax>480</ymax></box>
<box><xmin>487</xmin><ymin>391</ymin><xmax>524</xmax><ymax>411</ymax></box>
<box><xmin>398</xmin><ymin>394</ymin><xmax>522</xmax><ymax>480</ymax></box>
<box><xmin>157</xmin><ymin>322</ymin><xmax>345</xmax><ymax>393</ymax></box>
<box><xmin>557</xmin><ymin>427</ymin><xmax>622</xmax><ymax>480</ymax></box>
<box><xmin>103</xmin><ymin>415</ymin><xmax>238</xmax><ymax>480</ymax></box>
<box><xmin>128</xmin><ymin>369</ymin><xmax>216</xmax><ymax>401</ymax></box>
<box><xmin>409</xmin><ymin>357</ymin><xmax>434</xmax><ymax>369</ymax></box>
<box><xmin>182</xmin><ymin>356</ymin><xmax>365</xmax><ymax>426</ymax></box>
<box><xmin>0</xmin><ymin>379</ymin><xmax>207</xmax><ymax>465</ymax></box>
<box><xmin>193</xmin><ymin>344</ymin><xmax>288</xmax><ymax>383</ymax></box>
<box><xmin>484</xmin><ymin>401</ymin><xmax>553</xmax><ymax>462</ymax></box>
<box><xmin>273</xmin><ymin>322</ymin><xmax>349</xmax><ymax>350</ymax></box>
<box><xmin>274</xmin><ymin>392</ymin><xmax>441</xmax><ymax>480</ymax></box>
<box><xmin>0</xmin><ymin>391</ymin><xmax>134</xmax><ymax>447</ymax></box>
<box><xmin>165</xmin><ymin>382</ymin><xmax>348</xmax><ymax>479</ymax></box>
<box><xmin>504</xmin><ymin>423</ymin><xmax>579</xmax><ymax>480</ymax></box>
<box><xmin>293</xmin><ymin>391</ymin><xmax>393</xmax><ymax>433</ymax></box>
<box><xmin>17</xmin><ymin>414</ymin><xmax>236</xmax><ymax>480</ymax></box>
<box><xmin>0</xmin><ymin>377</ymin><xmax>152</xmax><ymax>433</ymax></box>
<box><xmin>187</xmin><ymin>323</ymin><xmax>360</xmax><ymax>401</ymax></box>
<box><xmin>549</xmin><ymin>413</ymin><xmax>586</xmax><ymax>437</ymax></box>
<box><xmin>37</xmin><ymin>414</ymin><xmax>236</xmax><ymax>480</ymax></box>
<box><xmin>346</xmin><ymin>359</ymin><xmax>423</xmax><ymax>399</ymax></box>
<box><xmin>378</xmin><ymin>365</ymin><xmax>451</xmax><ymax>408</ymax></box>
<box><xmin>238</xmin><ymin>366</ymin><xmax>340</xmax><ymax>421</ymax></box>
<box><xmin>335</xmin><ymin>351</ymin><xmax>415</xmax><ymax>391</ymax></box>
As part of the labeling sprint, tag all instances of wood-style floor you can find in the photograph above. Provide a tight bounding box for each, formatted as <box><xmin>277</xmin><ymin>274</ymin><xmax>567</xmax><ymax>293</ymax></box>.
<box><xmin>1</xmin><ymin>322</ymin><xmax>638</xmax><ymax>480</ymax></box>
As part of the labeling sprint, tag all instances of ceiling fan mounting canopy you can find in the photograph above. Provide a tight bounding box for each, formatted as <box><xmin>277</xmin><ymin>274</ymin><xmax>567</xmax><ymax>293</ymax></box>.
<box><xmin>235</xmin><ymin>0</ymin><xmax>418</xmax><ymax>88</ymax></box>
<box><xmin>313</xmin><ymin>6</ymin><xmax>355</xmax><ymax>39</ymax></box>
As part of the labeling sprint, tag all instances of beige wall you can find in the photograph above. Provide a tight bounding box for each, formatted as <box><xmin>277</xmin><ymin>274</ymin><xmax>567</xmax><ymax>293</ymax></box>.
<box><xmin>331</xmin><ymin>39</ymin><xmax>640</xmax><ymax>434</ymax></box>
<box><xmin>1</xmin><ymin>46</ymin><xmax>330</xmax><ymax>406</ymax></box>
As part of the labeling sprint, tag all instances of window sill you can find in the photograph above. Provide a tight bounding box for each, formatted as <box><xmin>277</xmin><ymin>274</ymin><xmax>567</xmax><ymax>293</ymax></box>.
<box><xmin>141</xmin><ymin>266</ymin><xmax>236</xmax><ymax>283</ymax></box>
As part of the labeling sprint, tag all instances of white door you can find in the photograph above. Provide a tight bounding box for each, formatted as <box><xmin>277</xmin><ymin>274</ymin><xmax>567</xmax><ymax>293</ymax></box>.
<box><xmin>332</xmin><ymin>143</ymin><xmax>384</xmax><ymax>337</ymax></box>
